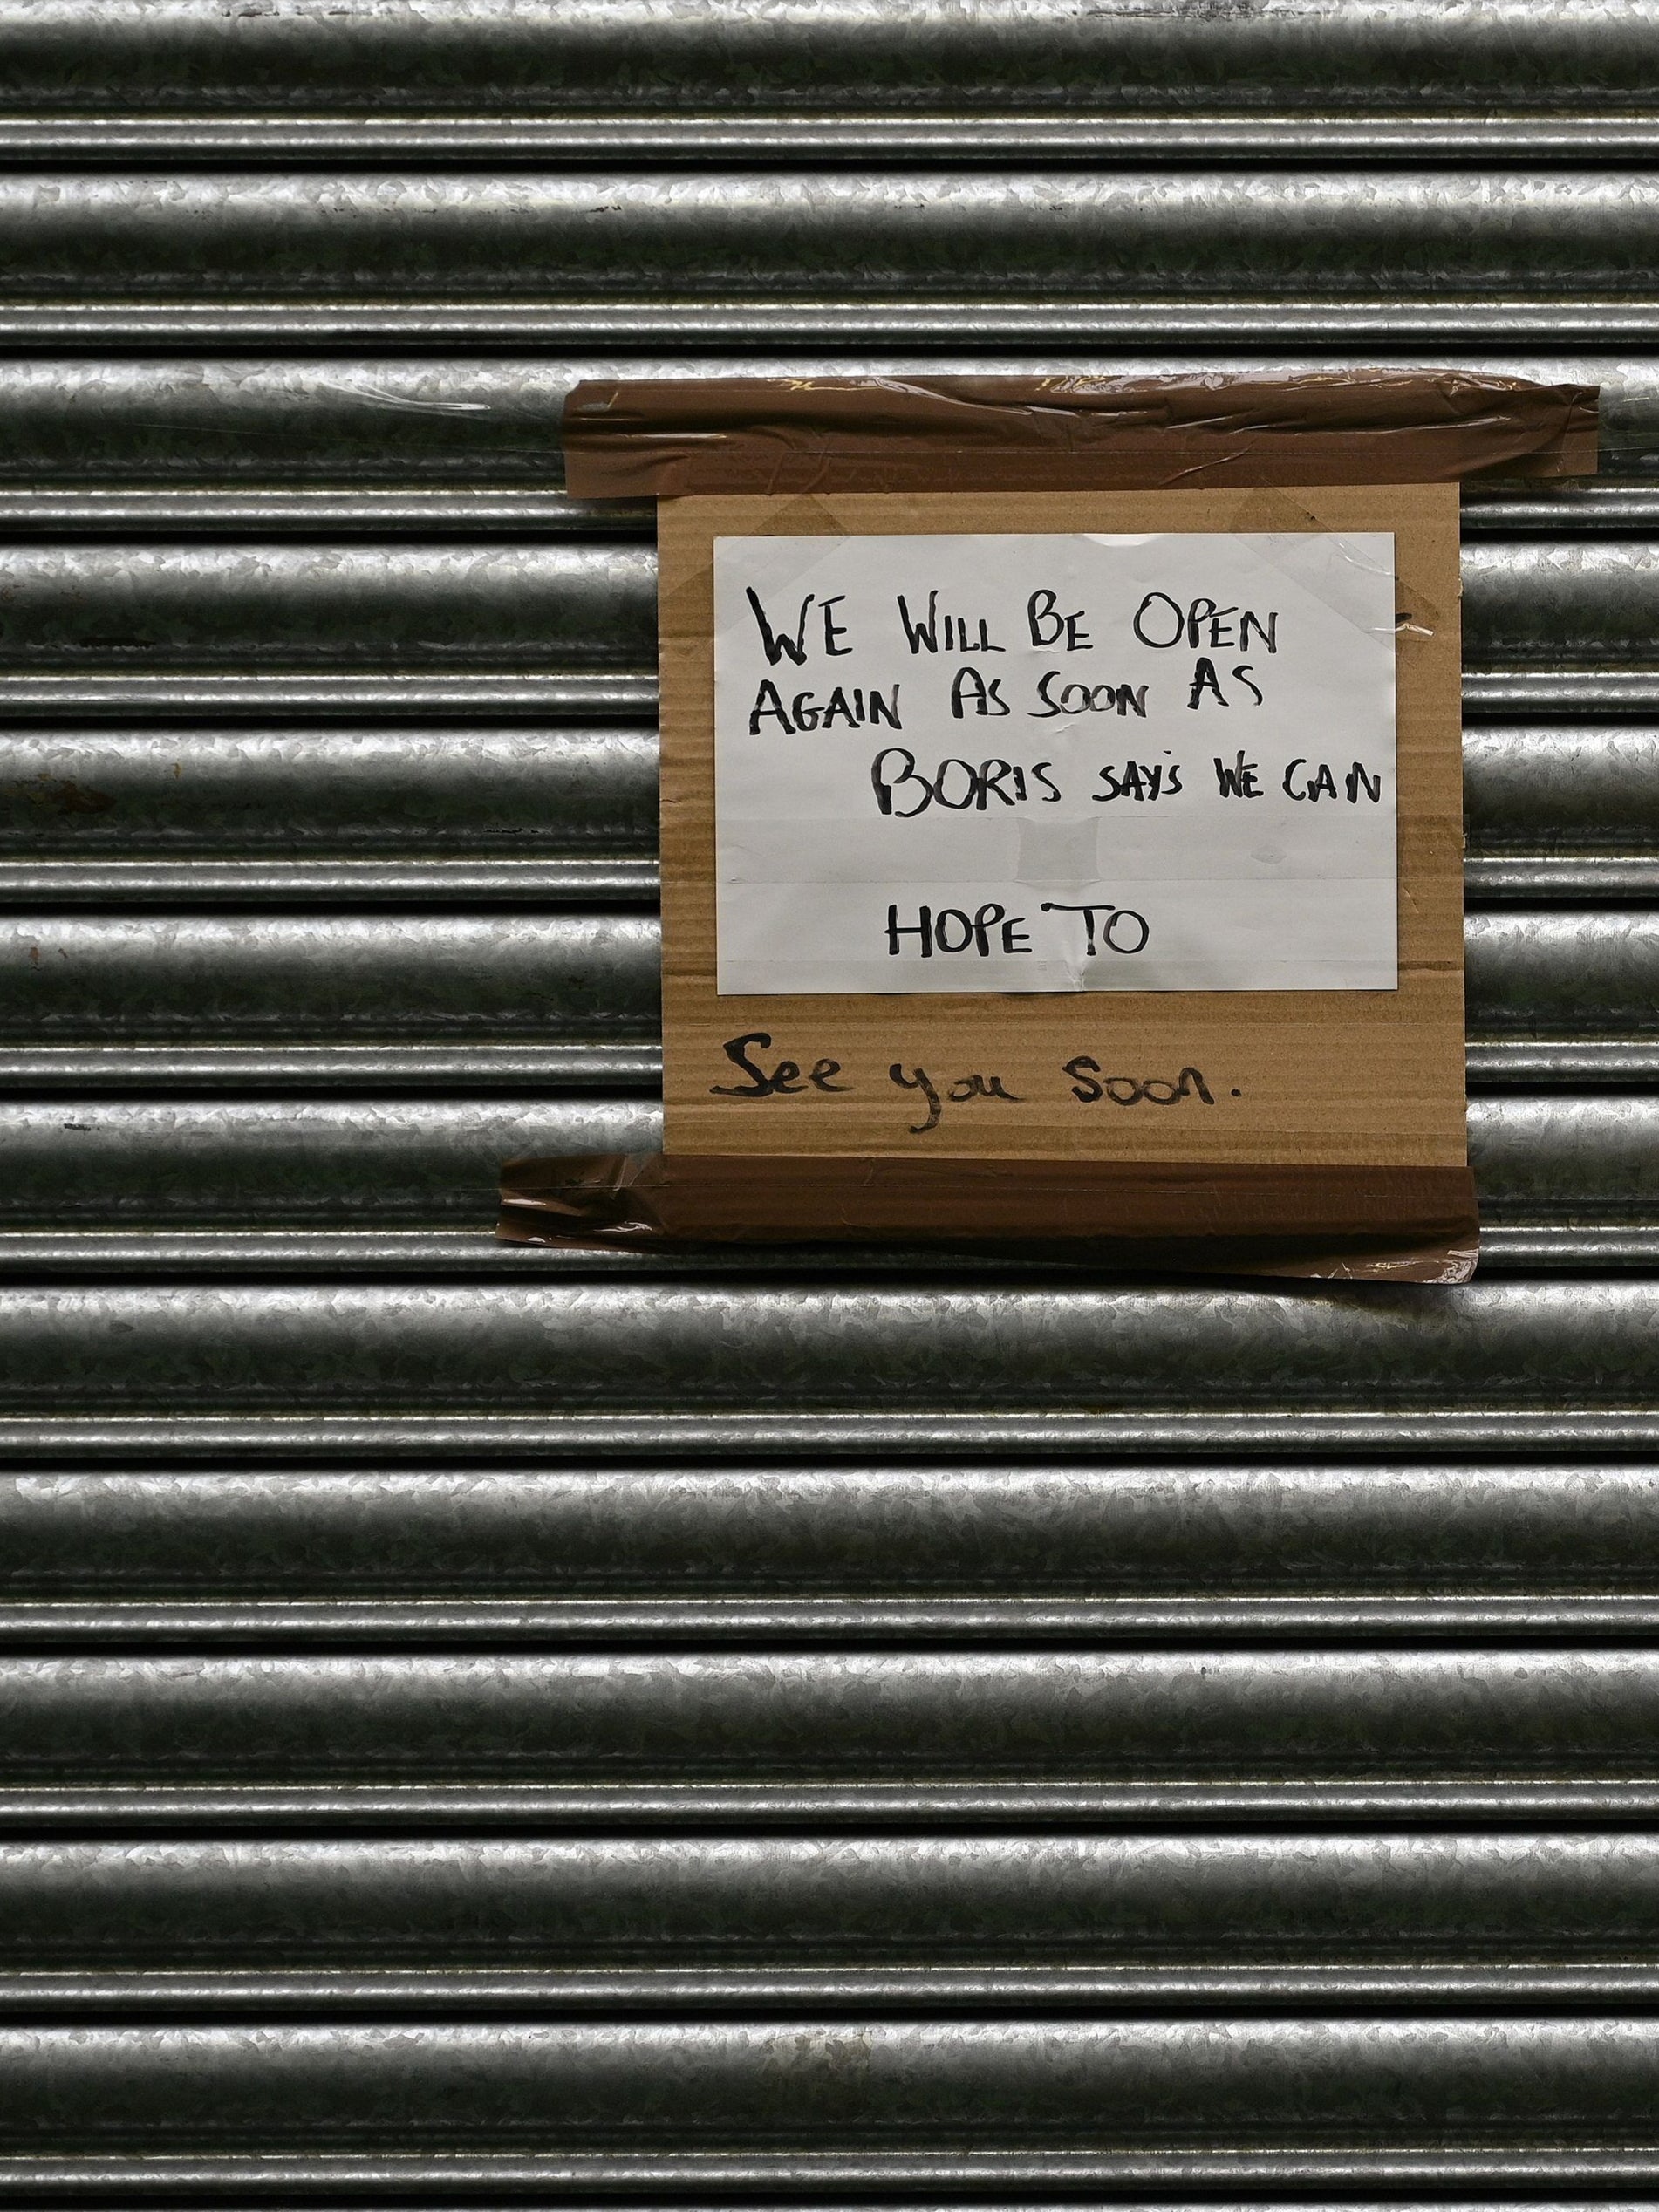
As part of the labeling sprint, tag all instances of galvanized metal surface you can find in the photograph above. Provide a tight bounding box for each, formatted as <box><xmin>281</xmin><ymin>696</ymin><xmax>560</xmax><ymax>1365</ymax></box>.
<box><xmin>18</xmin><ymin>2015</ymin><xmax>1659</xmax><ymax>2186</ymax></box>
<box><xmin>0</xmin><ymin>1830</ymin><xmax>1657</xmax><ymax>2008</ymax></box>
<box><xmin>20</xmin><ymin>170</ymin><xmax>1659</xmax><ymax>344</ymax></box>
<box><xmin>3</xmin><ymin>1</ymin><xmax>1659</xmax><ymax>2199</ymax></box>
<box><xmin>0</xmin><ymin>1277</ymin><xmax>1653</xmax><ymax>1425</ymax></box>
<box><xmin>3</xmin><ymin>1460</ymin><xmax>1659</xmax><ymax>1643</ymax></box>
<box><xmin>19</xmin><ymin>1829</ymin><xmax>1659</xmax><ymax>2009</ymax></box>
<box><xmin>7</xmin><ymin>0</ymin><xmax>1659</xmax><ymax>163</ymax></box>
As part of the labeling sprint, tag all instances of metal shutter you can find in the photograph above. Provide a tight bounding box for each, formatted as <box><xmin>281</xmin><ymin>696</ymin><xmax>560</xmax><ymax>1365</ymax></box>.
<box><xmin>2</xmin><ymin>0</ymin><xmax>1659</xmax><ymax>2190</ymax></box>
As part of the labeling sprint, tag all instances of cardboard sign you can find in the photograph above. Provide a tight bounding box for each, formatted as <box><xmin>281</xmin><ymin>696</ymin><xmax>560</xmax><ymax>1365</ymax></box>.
<box><xmin>659</xmin><ymin>484</ymin><xmax>1464</xmax><ymax>1167</ymax></box>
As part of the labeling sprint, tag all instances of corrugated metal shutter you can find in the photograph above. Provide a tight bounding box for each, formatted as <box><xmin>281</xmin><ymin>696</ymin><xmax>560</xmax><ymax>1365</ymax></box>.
<box><xmin>3</xmin><ymin>0</ymin><xmax>1659</xmax><ymax>2188</ymax></box>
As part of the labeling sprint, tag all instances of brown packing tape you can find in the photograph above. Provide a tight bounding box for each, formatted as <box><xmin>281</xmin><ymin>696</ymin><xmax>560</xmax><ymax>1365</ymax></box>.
<box><xmin>563</xmin><ymin>372</ymin><xmax>1599</xmax><ymax>496</ymax></box>
<box><xmin>498</xmin><ymin>1155</ymin><xmax>1480</xmax><ymax>1285</ymax></box>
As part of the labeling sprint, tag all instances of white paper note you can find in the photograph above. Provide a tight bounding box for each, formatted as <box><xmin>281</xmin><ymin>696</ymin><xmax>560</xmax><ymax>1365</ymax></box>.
<box><xmin>713</xmin><ymin>529</ymin><xmax>1397</xmax><ymax>994</ymax></box>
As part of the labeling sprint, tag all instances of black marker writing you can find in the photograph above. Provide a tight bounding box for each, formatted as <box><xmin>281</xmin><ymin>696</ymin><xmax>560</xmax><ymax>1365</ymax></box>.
<box><xmin>1134</xmin><ymin>593</ymin><xmax>1280</xmax><ymax>652</ymax></box>
<box><xmin>886</xmin><ymin>903</ymin><xmax>1032</xmax><ymax>957</ymax></box>
<box><xmin>1026</xmin><ymin>590</ymin><xmax>1091</xmax><ymax>652</ymax></box>
<box><xmin>711</xmin><ymin>1032</ymin><xmax>849</xmax><ymax>1097</ymax></box>
<box><xmin>890</xmin><ymin>1063</ymin><xmax>1022</xmax><ymax>1134</ymax></box>
<box><xmin>1039</xmin><ymin>901</ymin><xmax>1150</xmax><ymax>956</ymax></box>
<box><xmin>744</xmin><ymin>586</ymin><xmax>850</xmax><ymax>666</ymax></box>
<box><xmin>890</xmin><ymin>1063</ymin><xmax>942</xmax><ymax>1133</ymax></box>
<box><xmin>897</xmin><ymin>591</ymin><xmax>1004</xmax><ymax>655</ymax></box>
<box><xmin>1188</xmin><ymin>656</ymin><xmax>1227</xmax><ymax>709</ymax></box>
<box><xmin>749</xmin><ymin>682</ymin><xmax>900</xmax><ymax>736</ymax></box>
<box><xmin>1212</xmin><ymin>752</ymin><xmax>1262</xmax><ymax>798</ymax></box>
<box><xmin>1064</xmin><ymin>1058</ymin><xmax>1217</xmax><ymax>1106</ymax></box>
<box><xmin>950</xmin><ymin>666</ymin><xmax>1010</xmax><ymax>718</ymax></box>
<box><xmin>1029</xmin><ymin>673</ymin><xmax>1147</xmax><ymax>720</ymax></box>
<box><xmin>870</xmin><ymin>748</ymin><xmax>1049</xmax><ymax>816</ymax></box>
<box><xmin>1094</xmin><ymin>758</ymin><xmax>1182</xmax><ymax>802</ymax></box>
<box><xmin>1283</xmin><ymin>757</ymin><xmax>1385</xmax><ymax>803</ymax></box>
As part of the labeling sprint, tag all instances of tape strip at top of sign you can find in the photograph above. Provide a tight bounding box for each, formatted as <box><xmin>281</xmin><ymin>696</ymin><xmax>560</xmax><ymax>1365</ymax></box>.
<box><xmin>500</xmin><ymin>374</ymin><xmax>1599</xmax><ymax>1282</ymax></box>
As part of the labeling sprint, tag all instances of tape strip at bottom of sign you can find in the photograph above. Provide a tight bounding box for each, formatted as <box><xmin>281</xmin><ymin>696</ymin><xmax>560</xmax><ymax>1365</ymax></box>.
<box><xmin>497</xmin><ymin>1154</ymin><xmax>1479</xmax><ymax>1285</ymax></box>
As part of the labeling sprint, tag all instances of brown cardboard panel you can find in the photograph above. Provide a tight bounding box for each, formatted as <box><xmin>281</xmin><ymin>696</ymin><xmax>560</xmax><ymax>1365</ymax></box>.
<box><xmin>659</xmin><ymin>484</ymin><xmax>1465</xmax><ymax>1169</ymax></box>
<box><xmin>498</xmin><ymin>1153</ymin><xmax>1479</xmax><ymax>1284</ymax></box>
<box><xmin>565</xmin><ymin>372</ymin><xmax>1598</xmax><ymax>496</ymax></box>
